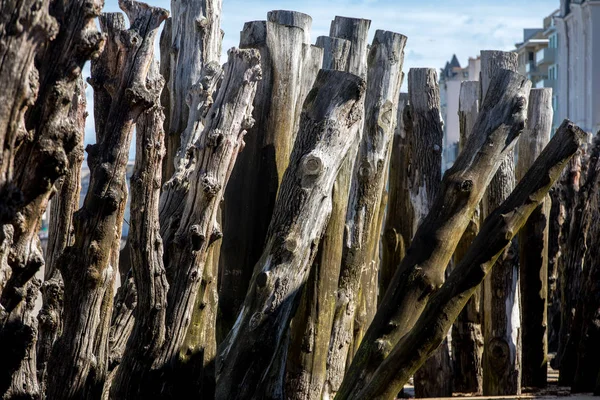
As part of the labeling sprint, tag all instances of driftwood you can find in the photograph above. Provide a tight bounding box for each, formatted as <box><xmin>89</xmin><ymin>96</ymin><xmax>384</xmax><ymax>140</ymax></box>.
<box><xmin>347</xmin><ymin>119</ymin><xmax>586</xmax><ymax>400</ymax></box>
<box><xmin>323</xmin><ymin>30</ymin><xmax>405</xmax><ymax>399</ymax></box>
<box><xmin>517</xmin><ymin>88</ymin><xmax>552</xmax><ymax>389</ymax></box>
<box><xmin>452</xmin><ymin>80</ymin><xmax>484</xmax><ymax>395</ymax></box>
<box><xmin>216</xmin><ymin>69</ymin><xmax>366</xmax><ymax>400</ymax></box>
<box><xmin>336</xmin><ymin>68</ymin><xmax>531</xmax><ymax>399</ymax></box>
<box><xmin>479</xmin><ymin>50</ymin><xmax>521</xmax><ymax>396</ymax></box>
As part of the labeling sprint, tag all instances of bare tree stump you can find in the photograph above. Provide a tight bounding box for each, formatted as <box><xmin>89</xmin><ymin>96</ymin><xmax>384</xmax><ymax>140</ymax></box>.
<box><xmin>518</xmin><ymin>88</ymin><xmax>552</xmax><ymax>389</ymax></box>
<box><xmin>215</xmin><ymin>69</ymin><xmax>366</xmax><ymax>400</ymax></box>
<box><xmin>452</xmin><ymin>80</ymin><xmax>484</xmax><ymax>395</ymax></box>
<box><xmin>349</xmin><ymin>120</ymin><xmax>586</xmax><ymax>400</ymax></box>
<box><xmin>336</xmin><ymin>68</ymin><xmax>531</xmax><ymax>399</ymax></box>
<box><xmin>479</xmin><ymin>50</ymin><xmax>522</xmax><ymax>396</ymax></box>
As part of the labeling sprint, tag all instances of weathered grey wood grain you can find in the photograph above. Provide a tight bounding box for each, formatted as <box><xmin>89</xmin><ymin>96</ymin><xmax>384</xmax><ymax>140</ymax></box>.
<box><xmin>350</xmin><ymin>120</ymin><xmax>586</xmax><ymax>400</ymax></box>
<box><xmin>335</xmin><ymin>69</ymin><xmax>531</xmax><ymax>399</ymax></box>
<box><xmin>216</xmin><ymin>69</ymin><xmax>366</xmax><ymax>400</ymax></box>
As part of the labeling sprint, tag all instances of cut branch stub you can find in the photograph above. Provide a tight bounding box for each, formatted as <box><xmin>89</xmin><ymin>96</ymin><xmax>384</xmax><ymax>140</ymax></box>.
<box><xmin>216</xmin><ymin>69</ymin><xmax>366</xmax><ymax>400</ymax></box>
<box><xmin>336</xmin><ymin>68</ymin><xmax>531</xmax><ymax>399</ymax></box>
<box><xmin>351</xmin><ymin>119</ymin><xmax>586</xmax><ymax>400</ymax></box>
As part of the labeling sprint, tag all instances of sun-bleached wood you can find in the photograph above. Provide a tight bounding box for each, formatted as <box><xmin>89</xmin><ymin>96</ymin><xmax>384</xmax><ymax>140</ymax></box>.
<box><xmin>350</xmin><ymin>119</ymin><xmax>586</xmax><ymax>400</ymax></box>
<box><xmin>216</xmin><ymin>69</ymin><xmax>366</xmax><ymax>400</ymax></box>
<box><xmin>336</xmin><ymin>69</ymin><xmax>531</xmax><ymax>399</ymax></box>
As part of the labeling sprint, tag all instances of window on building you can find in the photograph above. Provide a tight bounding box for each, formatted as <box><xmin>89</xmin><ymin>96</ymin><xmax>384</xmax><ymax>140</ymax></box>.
<box><xmin>529</xmin><ymin>51</ymin><xmax>535</xmax><ymax>61</ymax></box>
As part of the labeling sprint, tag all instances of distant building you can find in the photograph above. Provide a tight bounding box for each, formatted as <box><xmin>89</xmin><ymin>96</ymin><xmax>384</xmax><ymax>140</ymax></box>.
<box><xmin>439</xmin><ymin>55</ymin><xmax>480</xmax><ymax>170</ymax></box>
<box><xmin>555</xmin><ymin>0</ymin><xmax>600</xmax><ymax>134</ymax></box>
<box><xmin>515</xmin><ymin>10</ymin><xmax>560</xmax><ymax>132</ymax></box>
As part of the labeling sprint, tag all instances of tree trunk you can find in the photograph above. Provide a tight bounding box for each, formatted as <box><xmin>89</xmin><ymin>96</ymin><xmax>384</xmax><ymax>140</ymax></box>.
<box><xmin>323</xmin><ymin>31</ymin><xmax>405</xmax><ymax>399</ymax></box>
<box><xmin>572</xmin><ymin>135</ymin><xmax>600</xmax><ymax>392</ymax></box>
<box><xmin>518</xmin><ymin>88</ymin><xmax>552</xmax><ymax>389</ymax></box>
<box><xmin>478</xmin><ymin>50</ymin><xmax>522</xmax><ymax>396</ymax></box>
<box><xmin>284</xmin><ymin>32</ymin><xmax>355</xmax><ymax>400</ymax></box>
<box><xmin>451</xmin><ymin>80</ymin><xmax>484</xmax><ymax>395</ymax></box>
<box><xmin>164</xmin><ymin>0</ymin><xmax>222</xmax><ymax>181</ymax></box>
<box><xmin>335</xmin><ymin>68</ymin><xmax>531</xmax><ymax>399</ymax></box>
<box><xmin>219</xmin><ymin>13</ymin><xmax>321</xmax><ymax>336</ymax></box>
<box><xmin>348</xmin><ymin>119</ymin><xmax>586</xmax><ymax>400</ymax></box>
<box><xmin>36</xmin><ymin>77</ymin><xmax>86</xmax><ymax>393</ymax></box>
<box><xmin>379</xmin><ymin>93</ymin><xmax>409</xmax><ymax>299</ymax></box>
<box><xmin>215</xmin><ymin>69</ymin><xmax>366</xmax><ymax>400</ymax></box>
<box><xmin>45</xmin><ymin>6</ymin><xmax>167</xmax><ymax>398</ymax></box>
<box><xmin>404</xmin><ymin>68</ymin><xmax>450</xmax><ymax>399</ymax></box>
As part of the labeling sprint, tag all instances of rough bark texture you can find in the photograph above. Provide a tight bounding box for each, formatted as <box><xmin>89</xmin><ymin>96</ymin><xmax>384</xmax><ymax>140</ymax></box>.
<box><xmin>348</xmin><ymin>119</ymin><xmax>586</xmax><ymax>400</ymax></box>
<box><xmin>148</xmin><ymin>47</ymin><xmax>260</xmax><ymax>398</ymax></box>
<box><xmin>403</xmin><ymin>68</ymin><xmax>450</xmax><ymax>399</ymax></box>
<box><xmin>517</xmin><ymin>88</ymin><xmax>552</xmax><ymax>389</ymax></box>
<box><xmin>379</xmin><ymin>93</ymin><xmax>409</xmax><ymax>299</ymax></box>
<box><xmin>45</xmin><ymin>4</ymin><xmax>167</xmax><ymax>399</ymax></box>
<box><xmin>36</xmin><ymin>77</ymin><xmax>86</xmax><ymax>392</ymax></box>
<box><xmin>335</xmin><ymin>69</ymin><xmax>531</xmax><ymax>399</ymax></box>
<box><xmin>164</xmin><ymin>0</ymin><xmax>222</xmax><ymax>180</ymax></box>
<box><xmin>572</xmin><ymin>134</ymin><xmax>600</xmax><ymax>393</ymax></box>
<box><xmin>478</xmin><ymin>50</ymin><xmax>522</xmax><ymax>396</ymax></box>
<box><xmin>108</xmin><ymin>59</ymin><xmax>168</xmax><ymax>399</ymax></box>
<box><xmin>0</xmin><ymin>0</ymin><xmax>102</xmax><ymax>393</ymax></box>
<box><xmin>284</xmin><ymin>28</ymin><xmax>359</xmax><ymax>400</ymax></box>
<box><xmin>219</xmin><ymin>13</ymin><xmax>321</xmax><ymax>336</ymax></box>
<box><xmin>452</xmin><ymin>80</ymin><xmax>484</xmax><ymax>395</ymax></box>
<box><xmin>323</xmin><ymin>31</ymin><xmax>405</xmax><ymax>399</ymax></box>
<box><xmin>215</xmin><ymin>69</ymin><xmax>366</xmax><ymax>400</ymax></box>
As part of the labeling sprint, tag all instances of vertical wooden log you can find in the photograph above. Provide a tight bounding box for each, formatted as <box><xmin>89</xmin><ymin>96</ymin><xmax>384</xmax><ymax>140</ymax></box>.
<box><xmin>518</xmin><ymin>88</ymin><xmax>552</xmax><ymax>389</ymax></box>
<box><xmin>36</xmin><ymin>78</ymin><xmax>86</xmax><ymax>393</ymax></box>
<box><xmin>45</xmin><ymin>5</ymin><xmax>168</xmax><ymax>399</ymax></box>
<box><xmin>452</xmin><ymin>80</ymin><xmax>484</xmax><ymax>395</ymax></box>
<box><xmin>405</xmin><ymin>68</ymin><xmax>450</xmax><ymax>399</ymax></box>
<box><xmin>284</xmin><ymin>33</ymin><xmax>353</xmax><ymax>400</ymax></box>
<box><xmin>335</xmin><ymin>69</ymin><xmax>530</xmax><ymax>400</ymax></box>
<box><xmin>379</xmin><ymin>93</ymin><xmax>409</xmax><ymax>299</ymax></box>
<box><xmin>479</xmin><ymin>50</ymin><xmax>522</xmax><ymax>396</ymax></box>
<box><xmin>547</xmin><ymin>179</ymin><xmax>565</xmax><ymax>353</ymax></box>
<box><xmin>215</xmin><ymin>69</ymin><xmax>366</xmax><ymax>400</ymax></box>
<box><xmin>164</xmin><ymin>0</ymin><xmax>222</xmax><ymax>180</ymax></box>
<box><xmin>323</xmin><ymin>31</ymin><xmax>405</xmax><ymax>399</ymax></box>
<box><xmin>219</xmin><ymin>11</ymin><xmax>319</xmax><ymax>336</ymax></box>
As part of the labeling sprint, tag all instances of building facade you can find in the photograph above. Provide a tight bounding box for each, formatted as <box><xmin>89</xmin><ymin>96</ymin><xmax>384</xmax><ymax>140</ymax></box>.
<box><xmin>555</xmin><ymin>0</ymin><xmax>600</xmax><ymax>134</ymax></box>
<box><xmin>439</xmin><ymin>55</ymin><xmax>480</xmax><ymax>170</ymax></box>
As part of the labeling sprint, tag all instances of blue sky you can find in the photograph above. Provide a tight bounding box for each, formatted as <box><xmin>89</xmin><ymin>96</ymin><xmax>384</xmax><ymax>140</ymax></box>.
<box><xmin>87</xmin><ymin>0</ymin><xmax>559</xmax><ymax>155</ymax></box>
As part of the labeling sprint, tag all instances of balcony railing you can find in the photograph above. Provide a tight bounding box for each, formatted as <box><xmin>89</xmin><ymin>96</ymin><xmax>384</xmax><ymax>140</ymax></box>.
<box><xmin>536</xmin><ymin>47</ymin><xmax>556</xmax><ymax>65</ymax></box>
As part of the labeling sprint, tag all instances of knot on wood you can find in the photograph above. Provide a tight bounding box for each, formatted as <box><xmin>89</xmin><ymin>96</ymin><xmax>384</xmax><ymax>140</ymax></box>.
<box><xmin>103</xmin><ymin>187</ymin><xmax>122</xmax><ymax>212</ymax></box>
<box><xmin>256</xmin><ymin>271</ymin><xmax>269</xmax><ymax>288</ymax></box>
<box><xmin>283</xmin><ymin>236</ymin><xmax>299</xmax><ymax>256</ymax></box>
<box><xmin>487</xmin><ymin>337</ymin><xmax>510</xmax><ymax>370</ymax></box>
<box><xmin>433</xmin><ymin>144</ymin><xmax>441</xmax><ymax>153</ymax></box>
<box><xmin>209</xmin><ymin>224</ymin><xmax>223</xmax><ymax>245</ymax></box>
<box><xmin>189</xmin><ymin>225</ymin><xmax>205</xmax><ymax>251</ymax></box>
<box><xmin>298</xmin><ymin>154</ymin><xmax>323</xmax><ymax>187</ymax></box>
<box><xmin>125</xmin><ymin>83</ymin><xmax>153</xmax><ymax>109</ymax></box>
<box><xmin>206</xmin><ymin>129</ymin><xmax>224</xmax><ymax>148</ymax></box>
<box><xmin>200</xmin><ymin>174</ymin><xmax>221</xmax><ymax>197</ymax></box>
<box><xmin>249</xmin><ymin>312</ymin><xmax>263</xmax><ymax>331</ymax></box>
<box><xmin>514</xmin><ymin>96</ymin><xmax>527</xmax><ymax>113</ymax></box>
<box><xmin>459</xmin><ymin>179</ymin><xmax>473</xmax><ymax>193</ymax></box>
<box><xmin>245</xmin><ymin>64</ymin><xmax>263</xmax><ymax>83</ymax></box>
<box><xmin>79</xmin><ymin>29</ymin><xmax>105</xmax><ymax>60</ymax></box>
<box><xmin>358</xmin><ymin>159</ymin><xmax>372</xmax><ymax>180</ymax></box>
<box><xmin>195</xmin><ymin>16</ymin><xmax>209</xmax><ymax>30</ymax></box>
<box><xmin>241</xmin><ymin>115</ymin><xmax>255</xmax><ymax>130</ymax></box>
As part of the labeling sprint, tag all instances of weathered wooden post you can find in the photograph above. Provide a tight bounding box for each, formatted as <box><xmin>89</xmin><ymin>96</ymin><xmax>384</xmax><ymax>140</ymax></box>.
<box><xmin>336</xmin><ymin>68</ymin><xmax>531</xmax><ymax>400</ymax></box>
<box><xmin>323</xmin><ymin>30</ymin><xmax>405</xmax><ymax>399</ymax></box>
<box><xmin>219</xmin><ymin>12</ymin><xmax>322</xmax><ymax>336</ymax></box>
<box><xmin>348</xmin><ymin>120</ymin><xmax>586</xmax><ymax>400</ymax></box>
<box><xmin>216</xmin><ymin>69</ymin><xmax>366</xmax><ymax>400</ymax></box>
<box><xmin>479</xmin><ymin>50</ymin><xmax>522</xmax><ymax>396</ymax></box>
<box><xmin>518</xmin><ymin>88</ymin><xmax>552</xmax><ymax>389</ymax></box>
<box><xmin>452</xmin><ymin>80</ymin><xmax>484</xmax><ymax>395</ymax></box>
<box><xmin>284</xmin><ymin>26</ymin><xmax>358</xmax><ymax>400</ymax></box>
<box><xmin>405</xmin><ymin>68</ymin><xmax>451</xmax><ymax>398</ymax></box>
